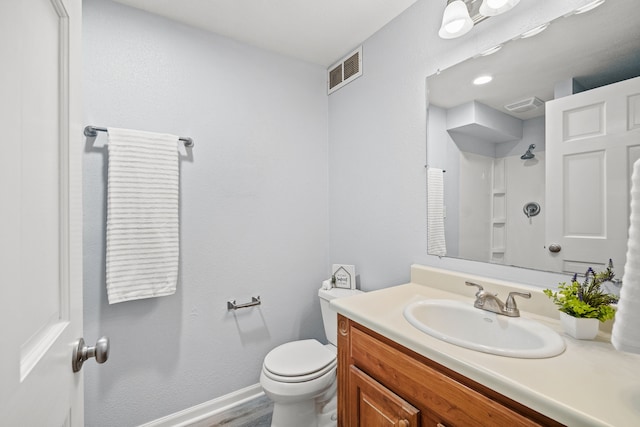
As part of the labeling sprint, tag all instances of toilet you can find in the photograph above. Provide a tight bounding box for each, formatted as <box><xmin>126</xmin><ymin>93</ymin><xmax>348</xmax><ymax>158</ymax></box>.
<box><xmin>260</xmin><ymin>283</ymin><xmax>362</xmax><ymax>427</ymax></box>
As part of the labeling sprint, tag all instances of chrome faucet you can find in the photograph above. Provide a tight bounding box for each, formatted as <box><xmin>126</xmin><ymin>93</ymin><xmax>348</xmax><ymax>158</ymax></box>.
<box><xmin>465</xmin><ymin>282</ymin><xmax>531</xmax><ymax>317</ymax></box>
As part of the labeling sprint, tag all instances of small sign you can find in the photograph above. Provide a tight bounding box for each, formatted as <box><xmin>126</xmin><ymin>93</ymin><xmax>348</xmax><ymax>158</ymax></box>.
<box><xmin>332</xmin><ymin>264</ymin><xmax>356</xmax><ymax>290</ymax></box>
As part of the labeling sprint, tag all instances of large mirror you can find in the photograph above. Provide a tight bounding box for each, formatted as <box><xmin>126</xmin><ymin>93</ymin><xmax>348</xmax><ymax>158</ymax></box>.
<box><xmin>427</xmin><ymin>0</ymin><xmax>640</xmax><ymax>276</ymax></box>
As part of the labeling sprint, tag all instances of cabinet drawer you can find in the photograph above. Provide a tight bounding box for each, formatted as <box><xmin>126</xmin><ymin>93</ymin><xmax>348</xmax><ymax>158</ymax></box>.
<box><xmin>350</xmin><ymin>326</ymin><xmax>543</xmax><ymax>427</ymax></box>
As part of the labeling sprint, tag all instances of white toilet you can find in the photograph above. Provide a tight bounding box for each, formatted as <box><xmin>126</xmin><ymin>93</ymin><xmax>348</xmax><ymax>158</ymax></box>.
<box><xmin>260</xmin><ymin>283</ymin><xmax>362</xmax><ymax>427</ymax></box>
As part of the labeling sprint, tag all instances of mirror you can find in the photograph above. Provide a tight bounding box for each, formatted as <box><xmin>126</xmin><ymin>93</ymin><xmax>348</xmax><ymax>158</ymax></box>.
<box><xmin>426</xmin><ymin>0</ymin><xmax>640</xmax><ymax>275</ymax></box>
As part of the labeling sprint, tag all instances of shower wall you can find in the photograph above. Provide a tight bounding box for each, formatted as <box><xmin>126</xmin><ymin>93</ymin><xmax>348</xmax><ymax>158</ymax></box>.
<box><xmin>428</xmin><ymin>109</ymin><xmax>546</xmax><ymax>267</ymax></box>
<box><xmin>82</xmin><ymin>0</ymin><xmax>329</xmax><ymax>425</ymax></box>
<box><xmin>458</xmin><ymin>152</ymin><xmax>492</xmax><ymax>262</ymax></box>
<box><xmin>503</xmin><ymin>117</ymin><xmax>547</xmax><ymax>270</ymax></box>
<box><xmin>456</xmin><ymin>147</ymin><xmax>546</xmax><ymax>269</ymax></box>
<box><xmin>504</xmin><ymin>151</ymin><xmax>546</xmax><ymax>270</ymax></box>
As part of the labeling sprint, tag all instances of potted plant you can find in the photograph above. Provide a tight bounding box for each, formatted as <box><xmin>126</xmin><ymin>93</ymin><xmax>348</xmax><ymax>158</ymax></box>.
<box><xmin>544</xmin><ymin>260</ymin><xmax>618</xmax><ymax>339</ymax></box>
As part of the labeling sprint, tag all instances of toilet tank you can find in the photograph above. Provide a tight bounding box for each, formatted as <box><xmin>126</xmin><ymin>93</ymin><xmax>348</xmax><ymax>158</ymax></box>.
<box><xmin>318</xmin><ymin>282</ymin><xmax>362</xmax><ymax>346</ymax></box>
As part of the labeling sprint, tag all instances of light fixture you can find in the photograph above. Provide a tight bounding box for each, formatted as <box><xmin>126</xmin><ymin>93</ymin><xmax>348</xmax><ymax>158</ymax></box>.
<box><xmin>473</xmin><ymin>44</ymin><xmax>503</xmax><ymax>58</ymax></box>
<box><xmin>439</xmin><ymin>0</ymin><xmax>521</xmax><ymax>40</ymax></box>
<box><xmin>568</xmin><ymin>0</ymin><xmax>606</xmax><ymax>16</ymax></box>
<box><xmin>438</xmin><ymin>0</ymin><xmax>474</xmax><ymax>39</ymax></box>
<box><xmin>479</xmin><ymin>0</ymin><xmax>520</xmax><ymax>17</ymax></box>
<box><xmin>514</xmin><ymin>22</ymin><xmax>550</xmax><ymax>40</ymax></box>
<box><xmin>473</xmin><ymin>75</ymin><xmax>493</xmax><ymax>85</ymax></box>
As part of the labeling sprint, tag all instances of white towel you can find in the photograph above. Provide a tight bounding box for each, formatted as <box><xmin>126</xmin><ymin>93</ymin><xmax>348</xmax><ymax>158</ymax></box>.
<box><xmin>612</xmin><ymin>158</ymin><xmax>640</xmax><ymax>353</ymax></box>
<box><xmin>106</xmin><ymin>128</ymin><xmax>180</xmax><ymax>304</ymax></box>
<box><xmin>427</xmin><ymin>168</ymin><xmax>447</xmax><ymax>257</ymax></box>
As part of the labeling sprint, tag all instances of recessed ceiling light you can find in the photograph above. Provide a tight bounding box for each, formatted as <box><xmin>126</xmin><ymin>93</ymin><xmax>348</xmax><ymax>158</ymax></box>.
<box><xmin>514</xmin><ymin>22</ymin><xmax>550</xmax><ymax>40</ymax></box>
<box><xmin>474</xmin><ymin>44</ymin><xmax>503</xmax><ymax>58</ymax></box>
<box><xmin>473</xmin><ymin>75</ymin><xmax>493</xmax><ymax>85</ymax></box>
<box><xmin>572</xmin><ymin>0</ymin><xmax>606</xmax><ymax>15</ymax></box>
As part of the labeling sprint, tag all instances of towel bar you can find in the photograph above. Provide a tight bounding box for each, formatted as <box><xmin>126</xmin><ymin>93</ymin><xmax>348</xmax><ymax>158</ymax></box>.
<box><xmin>84</xmin><ymin>125</ymin><xmax>194</xmax><ymax>148</ymax></box>
<box><xmin>227</xmin><ymin>296</ymin><xmax>261</xmax><ymax>310</ymax></box>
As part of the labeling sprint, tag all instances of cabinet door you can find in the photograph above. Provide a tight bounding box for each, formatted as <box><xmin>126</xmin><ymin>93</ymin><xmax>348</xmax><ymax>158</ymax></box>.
<box><xmin>349</xmin><ymin>366</ymin><xmax>419</xmax><ymax>427</ymax></box>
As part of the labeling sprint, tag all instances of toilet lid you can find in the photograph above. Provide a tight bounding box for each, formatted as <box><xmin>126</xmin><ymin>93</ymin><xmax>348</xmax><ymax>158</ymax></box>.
<box><xmin>263</xmin><ymin>339</ymin><xmax>336</xmax><ymax>378</ymax></box>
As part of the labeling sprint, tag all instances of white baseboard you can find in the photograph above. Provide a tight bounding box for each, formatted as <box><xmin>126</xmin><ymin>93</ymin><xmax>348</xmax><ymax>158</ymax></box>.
<box><xmin>139</xmin><ymin>383</ymin><xmax>266</xmax><ymax>427</ymax></box>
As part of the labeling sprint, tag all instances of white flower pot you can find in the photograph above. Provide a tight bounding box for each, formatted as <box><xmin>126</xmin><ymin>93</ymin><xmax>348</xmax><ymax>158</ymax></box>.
<box><xmin>559</xmin><ymin>311</ymin><xmax>599</xmax><ymax>340</ymax></box>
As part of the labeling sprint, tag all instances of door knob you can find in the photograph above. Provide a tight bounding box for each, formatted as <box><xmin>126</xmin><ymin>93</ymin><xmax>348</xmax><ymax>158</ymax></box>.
<box><xmin>548</xmin><ymin>243</ymin><xmax>562</xmax><ymax>253</ymax></box>
<box><xmin>72</xmin><ymin>336</ymin><xmax>110</xmax><ymax>372</ymax></box>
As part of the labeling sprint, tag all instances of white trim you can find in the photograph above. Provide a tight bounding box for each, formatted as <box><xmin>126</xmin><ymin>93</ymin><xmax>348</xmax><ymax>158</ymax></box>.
<box><xmin>139</xmin><ymin>384</ymin><xmax>265</xmax><ymax>427</ymax></box>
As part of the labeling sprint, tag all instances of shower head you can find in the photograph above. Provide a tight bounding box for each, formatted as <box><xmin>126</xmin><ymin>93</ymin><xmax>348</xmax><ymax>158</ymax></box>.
<box><xmin>521</xmin><ymin>144</ymin><xmax>536</xmax><ymax>160</ymax></box>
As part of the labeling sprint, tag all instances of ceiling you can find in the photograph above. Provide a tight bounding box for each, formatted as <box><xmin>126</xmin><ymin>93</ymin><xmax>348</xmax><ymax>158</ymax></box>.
<box><xmin>112</xmin><ymin>0</ymin><xmax>418</xmax><ymax>67</ymax></box>
<box><xmin>427</xmin><ymin>0</ymin><xmax>640</xmax><ymax>120</ymax></box>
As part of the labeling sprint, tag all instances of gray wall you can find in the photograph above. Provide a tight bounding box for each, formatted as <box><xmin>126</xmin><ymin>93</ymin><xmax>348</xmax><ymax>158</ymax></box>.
<box><xmin>328</xmin><ymin>0</ymin><xmax>591</xmax><ymax>289</ymax></box>
<box><xmin>327</xmin><ymin>0</ymin><xmax>430</xmax><ymax>290</ymax></box>
<box><xmin>83</xmin><ymin>0</ymin><xmax>328</xmax><ymax>425</ymax></box>
<box><xmin>82</xmin><ymin>0</ymin><xmax>596</xmax><ymax>425</ymax></box>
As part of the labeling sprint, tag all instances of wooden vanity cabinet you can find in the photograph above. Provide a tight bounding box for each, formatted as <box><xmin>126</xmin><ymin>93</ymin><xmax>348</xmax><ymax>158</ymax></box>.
<box><xmin>337</xmin><ymin>315</ymin><xmax>564</xmax><ymax>427</ymax></box>
<box><xmin>349</xmin><ymin>366</ymin><xmax>420</xmax><ymax>426</ymax></box>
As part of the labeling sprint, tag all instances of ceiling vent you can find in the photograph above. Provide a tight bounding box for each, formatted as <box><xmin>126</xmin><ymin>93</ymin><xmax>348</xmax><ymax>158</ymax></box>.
<box><xmin>328</xmin><ymin>46</ymin><xmax>362</xmax><ymax>94</ymax></box>
<box><xmin>504</xmin><ymin>97</ymin><xmax>544</xmax><ymax>113</ymax></box>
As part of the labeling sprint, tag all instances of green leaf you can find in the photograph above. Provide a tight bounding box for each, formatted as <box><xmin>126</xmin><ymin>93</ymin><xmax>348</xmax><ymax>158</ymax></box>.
<box><xmin>544</xmin><ymin>264</ymin><xmax>618</xmax><ymax>322</ymax></box>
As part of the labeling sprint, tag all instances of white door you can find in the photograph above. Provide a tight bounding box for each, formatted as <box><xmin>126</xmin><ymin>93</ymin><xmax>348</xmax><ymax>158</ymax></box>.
<box><xmin>0</xmin><ymin>0</ymin><xmax>84</xmax><ymax>425</ymax></box>
<box><xmin>545</xmin><ymin>75</ymin><xmax>640</xmax><ymax>275</ymax></box>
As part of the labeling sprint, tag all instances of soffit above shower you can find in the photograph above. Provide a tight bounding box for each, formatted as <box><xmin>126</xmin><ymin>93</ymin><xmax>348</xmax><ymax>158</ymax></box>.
<box><xmin>111</xmin><ymin>0</ymin><xmax>417</xmax><ymax>67</ymax></box>
<box><xmin>447</xmin><ymin>101</ymin><xmax>523</xmax><ymax>145</ymax></box>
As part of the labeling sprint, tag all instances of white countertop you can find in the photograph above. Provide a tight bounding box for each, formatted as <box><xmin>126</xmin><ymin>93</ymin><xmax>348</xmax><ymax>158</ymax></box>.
<box><xmin>330</xmin><ymin>265</ymin><xmax>640</xmax><ymax>426</ymax></box>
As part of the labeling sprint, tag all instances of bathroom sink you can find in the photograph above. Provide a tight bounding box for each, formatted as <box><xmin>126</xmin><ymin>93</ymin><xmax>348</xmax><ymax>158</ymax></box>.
<box><xmin>403</xmin><ymin>299</ymin><xmax>565</xmax><ymax>358</ymax></box>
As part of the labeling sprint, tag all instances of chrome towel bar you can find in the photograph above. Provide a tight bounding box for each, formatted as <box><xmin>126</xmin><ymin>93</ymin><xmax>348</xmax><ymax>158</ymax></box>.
<box><xmin>84</xmin><ymin>125</ymin><xmax>194</xmax><ymax>148</ymax></box>
<box><xmin>227</xmin><ymin>296</ymin><xmax>261</xmax><ymax>310</ymax></box>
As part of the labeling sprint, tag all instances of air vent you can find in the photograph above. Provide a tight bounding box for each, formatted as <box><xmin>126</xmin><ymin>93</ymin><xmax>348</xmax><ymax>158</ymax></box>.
<box><xmin>328</xmin><ymin>46</ymin><xmax>362</xmax><ymax>94</ymax></box>
<box><xmin>343</xmin><ymin>51</ymin><xmax>360</xmax><ymax>79</ymax></box>
<box><xmin>329</xmin><ymin>64</ymin><xmax>343</xmax><ymax>90</ymax></box>
<box><xmin>504</xmin><ymin>97</ymin><xmax>544</xmax><ymax>113</ymax></box>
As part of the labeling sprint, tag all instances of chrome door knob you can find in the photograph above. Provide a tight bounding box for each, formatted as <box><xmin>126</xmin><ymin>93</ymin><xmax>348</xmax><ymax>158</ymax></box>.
<box><xmin>72</xmin><ymin>336</ymin><xmax>110</xmax><ymax>372</ymax></box>
<box><xmin>548</xmin><ymin>243</ymin><xmax>562</xmax><ymax>253</ymax></box>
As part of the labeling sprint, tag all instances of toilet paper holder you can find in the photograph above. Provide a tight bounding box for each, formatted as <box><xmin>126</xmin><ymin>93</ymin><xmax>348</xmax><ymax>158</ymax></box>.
<box><xmin>227</xmin><ymin>296</ymin><xmax>261</xmax><ymax>310</ymax></box>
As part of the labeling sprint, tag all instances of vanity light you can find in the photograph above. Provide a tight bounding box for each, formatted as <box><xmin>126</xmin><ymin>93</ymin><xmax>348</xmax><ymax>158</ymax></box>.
<box><xmin>473</xmin><ymin>75</ymin><xmax>493</xmax><ymax>85</ymax></box>
<box><xmin>438</xmin><ymin>0</ymin><xmax>474</xmax><ymax>39</ymax></box>
<box><xmin>479</xmin><ymin>0</ymin><xmax>520</xmax><ymax>17</ymax></box>
<box><xmin>439</xmin><ymin>0</ymin><xmax>521</xmax><ymax>39</ymax></box>
<box><xmin>514</xmin><ymin>22</ymin><xmax>550</xmax><ymax>40</ymax></box>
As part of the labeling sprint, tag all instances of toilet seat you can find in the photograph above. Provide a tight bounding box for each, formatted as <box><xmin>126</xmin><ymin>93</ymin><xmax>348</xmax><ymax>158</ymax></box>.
<box><xmin>263</xmin><ymin>339</ymin><xmax>336</xmax><ymax>383</ymax></box>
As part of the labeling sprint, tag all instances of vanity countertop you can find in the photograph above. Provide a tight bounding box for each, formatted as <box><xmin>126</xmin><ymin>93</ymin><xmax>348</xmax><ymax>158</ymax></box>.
<box><xmin>330</xmin><ymin>265</ymin><xmax>640</xmax><ymax>426</ymax></box>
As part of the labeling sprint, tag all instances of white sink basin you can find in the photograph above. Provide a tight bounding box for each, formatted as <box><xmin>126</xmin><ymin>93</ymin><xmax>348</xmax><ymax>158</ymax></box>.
<box><xmin>403</xmin><ymin>299</ymin><xmax>565</xmax><ymax>358</ymax></box>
